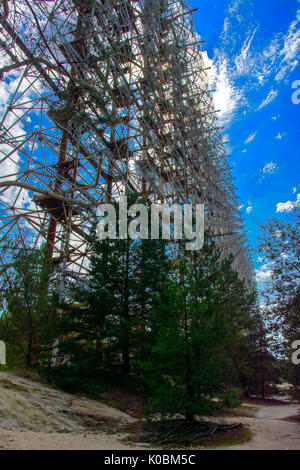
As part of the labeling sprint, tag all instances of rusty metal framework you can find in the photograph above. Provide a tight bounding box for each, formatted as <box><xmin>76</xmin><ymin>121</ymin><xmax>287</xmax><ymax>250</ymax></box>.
<box><xmin>0</xmin><ymin>0</ymin><xmax>254</xmax><ymax>281</ymax></box>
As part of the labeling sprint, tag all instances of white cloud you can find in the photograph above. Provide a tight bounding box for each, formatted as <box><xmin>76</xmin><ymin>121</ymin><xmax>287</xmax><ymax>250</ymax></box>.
<box><xmin>228</xmin><ymin>0</ymin><xmax>240</xmax><ymax>16</ymax></box>
<box><xmin>206</xmin><ymin>5</ymin><xmax>300</xmax><ymax>128</ymax></box>
<box><xmin>205</xmin><ymin>24</ymin><xmax>260</xmax><ymax>126</ymax></box>
<box><xmin>202</xmin><ymin>50</ymin><xmax>213</xmax><ymax>70</ymax></box>
<box><xmin>276</xmin><ymin>193</ymin><xmax>300</xmax><ymax>213</ymax></box>
<box><xmin>258</xmin><ymin>8</ymin><xmax>300</xmax><ymax>83</ymax></box>
<box><xmin>276</xmin><ymin>201</ymin><xmax>294</xmax><ymax>213</ymax></box>
<box><xmin>203</xmin><ymin>51</ymin><xmax>244</xmax><ymax>126</ymax></box>
<box><xmin>246</xmin><ymin>204</ymin><xmax>253</xmax><ymax>214</ymax></box>
<box><xmin>234</xmin><ymin>27</ymin><xmax>259</xmax><ymax>75</ymax></box>
<box><xmin>257</xmin><ymin>89</ymin><xmax>278</xmax><ymax>110</ymax></box>
<box><xmin>272</xmin><ymin>114</ymin><xmax>280</xmax><ymax>121</ymax></box>
<box><xmin>262</xmin><ymin>161</ymin><xmax>278</xmax><ymax>175</ymax></box>
<box><xmin>0</xmin><ymin>62</ymin><xmax>45</xmax><ymax>223</ymax></box>
<box><xmin>255</xmin><ymin>263</ymin><xmax>273</xmax><ymax>282</ymax></box>
<box><xmin>275</xmin><ymin>132</ymin><xmax>287</xmax><ymax>140</ymax></box>
<box><xmin>245</xmin><ymin>131</ymin><xmax>258</xmax><ymax>144</ymax></box>
<box><xmin>275</xmin><ymin>8</ymin><xmax>300</xmax><ymax>81</ymax></box>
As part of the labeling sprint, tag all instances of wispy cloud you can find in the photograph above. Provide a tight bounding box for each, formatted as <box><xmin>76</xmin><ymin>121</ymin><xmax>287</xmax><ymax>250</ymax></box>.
<box><xmin>257</xmin><ymin>89</ymin><xmax>278</xmax><ymax>110</ymax></box>
<box><xmin>275</xmin><ymin>132</ymin><xmax>288</xmax><ymax>140</ymax></box>
<box><xmin>202</xmin><ymin>51</ymin><xmax>243</xmax><ymax>126</ymax></box>
<box><xmin>234</xmin><ymin>27</ymin><xmax>259</xmax><ymax>75</ymax></box>
<box><xmin>262</xmin><ymin>161</ymin><xmax>278</xmax><ymax>175</ymax></box>
<box><xmin>204</xmin><ymin>5</ymin><xmax>300</xmax><ymax>127</ymax></box>
<box><xmin>255</xmin><ymin>8</ymin><xmax>300</xmax><ymax>83</ymax></box>
<box><xmin>275</xmin><ymin>8</ymin><xmax>300</xmax><ymax>81</ymax></box>
<box><xmin>245</xmin><ymin>131</ymin><xmax>258</xmax><ymax>144</ymax></box>
<box><xmin>246</xmin><ymin>204</ymin><xmax>253</xmax><ymax>214</ymax></box>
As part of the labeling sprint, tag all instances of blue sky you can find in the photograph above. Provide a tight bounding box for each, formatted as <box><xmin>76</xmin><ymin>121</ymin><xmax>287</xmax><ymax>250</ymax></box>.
<box><xmin>189</xmin><ymin>0</ymin><xmax>300</xmax><ymax>289</ymax></box>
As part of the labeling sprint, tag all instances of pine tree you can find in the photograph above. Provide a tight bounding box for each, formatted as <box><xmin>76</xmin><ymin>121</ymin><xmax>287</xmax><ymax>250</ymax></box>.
<box><xmin>51</xmin><ymin>192</ymin><xmax>170</xmax><ymax>378</ymax></box>
<box><xmin>259</xmin><ymin>209</ymin><xmax>300</xmax><ymax>385</ymax></box>
<box><xmin>142</xmin><ymin>234</ymin><xmax>257</xmax><ymax>420</ymax></box>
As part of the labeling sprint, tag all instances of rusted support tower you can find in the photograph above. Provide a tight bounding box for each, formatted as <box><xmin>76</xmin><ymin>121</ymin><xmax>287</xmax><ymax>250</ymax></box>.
<box><xmin>0</xmin><ymin>0</ymin><xmax>254</xmax><ymax>282</ymax></box>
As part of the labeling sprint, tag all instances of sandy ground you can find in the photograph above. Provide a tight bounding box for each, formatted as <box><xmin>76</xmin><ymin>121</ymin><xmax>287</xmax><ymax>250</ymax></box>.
<box><xmin>221</xmin><ymin>401</ymin><xmax>300</xmax><ymax>450</ymax></box>
<box><xmin>0</xmin><ymin>371</ymin><xmax>299</xmax><ymax>450</ymax></box>
<box><xmin>0</xmin><ymin>370</ymin><xmax>145</xmax><ymax>450</ymax></box>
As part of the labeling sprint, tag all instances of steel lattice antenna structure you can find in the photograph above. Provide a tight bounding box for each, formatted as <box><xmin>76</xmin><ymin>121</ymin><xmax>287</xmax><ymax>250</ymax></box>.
<box><xmin>0</xmin><ymin>0</ymin><xmax>254</xmax><ymax>283</ymax></box>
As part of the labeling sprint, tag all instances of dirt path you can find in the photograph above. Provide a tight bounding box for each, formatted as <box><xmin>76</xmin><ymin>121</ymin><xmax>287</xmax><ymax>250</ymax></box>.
<box><xmin>0</xmin><ymin>371</ymin><xmax>299</xmax><ymax>450</ymax></box>
<box><xmin>219</xmin><ymin>401</ymin><xmax>300</xmax><ymax>450</ymax></box>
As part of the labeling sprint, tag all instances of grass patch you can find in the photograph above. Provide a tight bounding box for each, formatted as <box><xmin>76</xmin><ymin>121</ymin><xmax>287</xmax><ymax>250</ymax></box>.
<box><xmin>198</xmin><ymin>426</ymin><xmax>252</xmax><ymax>448</ymax></box>
<box><xmin>129</xmin><ymin>418</ymin><xmax>252</xmax><ymax>449</ymax></box>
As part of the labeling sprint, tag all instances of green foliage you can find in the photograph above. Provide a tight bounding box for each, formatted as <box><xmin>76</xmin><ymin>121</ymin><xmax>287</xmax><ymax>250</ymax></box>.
<box><xmin>259</xmin><ymin>210</ymin><xmax>300</xmax><ymax>385</ymax></box>
<box><xmin>46</xmin><ymin>192</ymin><xmax>170</xmax><ymax>377</ymax></box>
<box><xmin>141</xmin><ymin>235</ymin><xmax>256</xmax><ymax>420</ymax></box>
<box><xmin>0</xmin><ymin>246</ymin><xmax>54</xmax><ymax>368</ymax></box>
<box><xmin>40</xmin><ymin>364</ymin><xmax>108</xmax><ymax>395</ymax></box>
<box><xmin>0</xmin><ymin>205</ymin><xmax>266</xmax><ymax>417</ymax></box>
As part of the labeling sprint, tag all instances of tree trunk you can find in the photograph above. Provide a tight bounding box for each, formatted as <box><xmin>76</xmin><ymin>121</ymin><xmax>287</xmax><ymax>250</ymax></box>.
<box><xmin>123</xmin><ymin>239</ymin><xmax>130</xmax><ymax>375</ymax></box>
<box><xmin>183</xmin><ymin>277</ymin><xmax>193</xmax><ymax>421</ymax></box>
<box><xmin>259</xmin><ymin>340</ymin><xmax>266</xmax><ymax>399</ymax></box>
<box><xmin>27</xmin><ymin>322</ymin><xmax>38</xmax><ymax>368</ymax></box>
